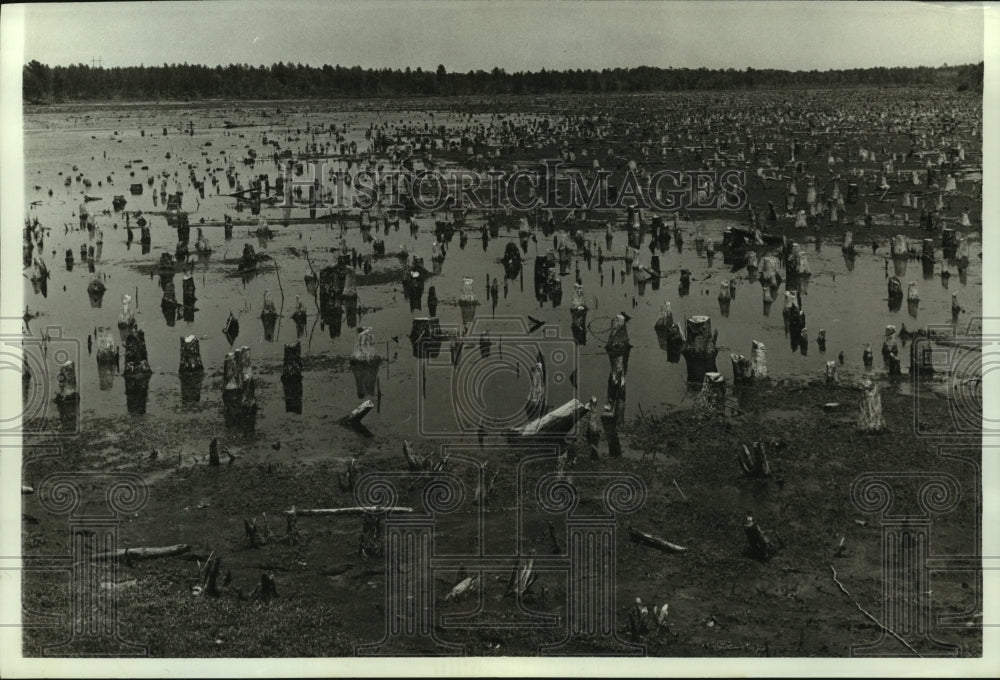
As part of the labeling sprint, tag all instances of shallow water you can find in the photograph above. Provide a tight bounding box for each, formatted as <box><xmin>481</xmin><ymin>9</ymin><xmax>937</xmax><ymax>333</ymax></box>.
<box><xmin>21</xmin><ymin>104</ymin><xmax>982</xmax><ymax>446</ymax></box>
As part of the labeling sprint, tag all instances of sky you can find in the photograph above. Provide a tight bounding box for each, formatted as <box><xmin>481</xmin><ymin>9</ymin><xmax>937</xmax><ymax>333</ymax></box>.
<box><xmin>11</xmin><ymin>1</ymin><xmax>988</xmax><ymax>72</ymax></box>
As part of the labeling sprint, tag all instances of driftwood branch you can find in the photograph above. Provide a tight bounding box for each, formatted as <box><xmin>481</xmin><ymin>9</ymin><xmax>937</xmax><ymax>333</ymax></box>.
<box><xmin>88</xmin><ymin>544</ymin><xmax>191</xmax><ymax>561</ymax></box>
<box><xmin>829</xmin><ymin>565</ymin><xmax>923</xmax><ymax>658</ymax></box>
<box><xmin>283</xmin><ymin>506</ymin><xmax>414</xmax><ymax>517</ymax></box>
<box><xmin>628</xmin><ymin>526</ymin><xmax>688</xmax><ymax>553</ymax></box>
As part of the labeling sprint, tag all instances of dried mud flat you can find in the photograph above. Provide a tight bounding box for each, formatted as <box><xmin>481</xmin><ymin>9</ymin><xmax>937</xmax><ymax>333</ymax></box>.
<box><xmin>21</xmin><ymin>377</ymin><xmax>981</xmax><ymax>657</ymax></box>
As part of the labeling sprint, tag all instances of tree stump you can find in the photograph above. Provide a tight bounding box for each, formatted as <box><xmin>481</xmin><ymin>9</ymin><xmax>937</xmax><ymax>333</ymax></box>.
<box><xmin>825</xmin><ymin>361</ymin><xmax>838</xmax><ymax>384</ymax></box>
<box><xmin>182</xmin><ymin>274</ymin><xmax>196</xmax><ymax>307</ymax></box>
<box><xmin>759</xmin><ymin>255</ymin><xmax>781</xmax><ymax>288</ymax></box>
<box><xmin>204</xmin><ymin>555</ymin><xmax>222</xmax><ymax>597</ymax></box>
<box><xmin>681</xmin><ymin>316</ymin><xmax>718</xmax><ymax>383</ymax></box>
<box><xmin>223</xmin><ymin>347</ymin><xmax>257</xmax><ymax>431</ymax></box>
<box><xmin>606</xmin><ymin>355</ymin><xmax>627</xmax><ymax>425</ymax></box>
<box><xmin>526</xmin><ymin>361</ymin><xmax>547</xmax><ymax>421</ymax></box>
<box><xmin>259</xmin><ymin>572</ymin><xmax>278</xmax><ymax>602</ymax></box>
<box><xmin>601</xmin><ymin>407</ymin><xmax>622</xmax><ymax>458</ymax></box>
<box><xmin>731</xmin><ymin>353</ymin><xmax>752</xmax><ymax>384</ymax></box>
<box><xmin>179</xmin><ymin>335</ymin><xmax>203</xmax><ymax>373</ymax></box>
<box><xmin>605</xmin><ymin>312</ymin><xmax>632</xmax><ymax>374</ymax></box>
<box><xmin>281</xmin><ymin>341</ymin><xmax>303</xmax><ymax>382</ymax></box>
<box><xmin>55</xmin><ymin>360</ymin><xmax>79</xmax><ymax>401</ymax></box>
<box><xmin>857</xmin><ymin>378</ymin><xmax>886</xmax><ymax>432</ymax></box>
<box><xmin>350</xmin><ymin>327</ymin><xmax>382</xmax><ymax>400</ymax></box>
<box><xmin>744</xmin><ymin>515</ymin><xmax>777</xmax><ymax>561</ymax></box>
<box><xmin>96</xmin><ymin>326</ymin><xmax>117</xmax><ymax>365</ymax></box>
<box><xmin>570</xmin><ymin>283</ymin><xmax>588</xmax><ymax>346</ymax></box>
<box><xmin>409</xmin><ymin>317</ymin><xmax>443</xmax><ymax>359</ymax></box>
<box><xmin>458</xmin><ymin>275</ymin><xmax>479</xmax><ymax>327</ymax></box>
<box><xmin>749</xmin><ymin>340</ymin><xmax>767</xmax><ymax>379</ymax></box>
<box><xmin>260</xmin><ymin>290</ymin><xmax>278</xmax><ymax>341</ymax></box>
<box><xmin>921</xmin><ymin>238</ymin><xmax>935</xmax><ymax>263</ymax></box>
<box><xmin>160</xmin><ymin>280</ymin><xmax>177</xmax><ymax>324</ymax></box>
<box><xmin>695</xmin><ymin>372</ymin><xmax>726</xmax><ymax>414</ymax></box>
<box><xmin>891</xmin><ymin>234</ymin><xmax>908</xmax><ymax>258</ymax></box>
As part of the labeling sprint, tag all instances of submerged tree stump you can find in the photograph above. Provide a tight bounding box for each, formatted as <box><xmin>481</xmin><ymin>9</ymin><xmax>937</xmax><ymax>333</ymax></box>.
<box><xmin>409</xmin><ymin>317</ymin><xmax>443</xmax><ymax>359</ymax></box>
<box><xmin>458</xmin><ymin>275</ymin><xmax>479</xmax><ymax>327</ymax></box>
<box><xmin>681</xmin><ymin>315</ymin><xmax>718</xmax><ymax>383</ymax></box>
<box><xmin>750</xmin><ymin>340</ymin><xmax>767</xmax><ymax>379</ymax></box>
<box><xmin>96</xmin><ymin>326</ymin><xmax>117</xmax><ymax>365</ymax></box>
<box><xmin>605</xmin><ymin>312</ymin><xmax>632</xmax><ymax>374</ymax></box>
<box><xmin>570</xmin><ymin>283</ymin><xmax>588</xmax><ymax>346</ymax></box>
<box><xmin>179</xmin><ymin>335</ymin><xmax>203</xmax><ymax>373</ymax></box>
<box><xmin>825</xmin><ymin>360</ymin><xmax>839</xmax><ymax>384</ymax></box>
<box><xmin>223</xmin><ymin>346</ymin><xmax>258</xmax><ymax>431</ymax></box>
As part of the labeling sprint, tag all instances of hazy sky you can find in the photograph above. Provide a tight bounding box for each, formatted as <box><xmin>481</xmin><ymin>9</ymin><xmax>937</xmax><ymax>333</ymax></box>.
<box><xmin>17</xmin><ymin>1</ymin><xmax>985</xmax><ymax>72</ymax></box>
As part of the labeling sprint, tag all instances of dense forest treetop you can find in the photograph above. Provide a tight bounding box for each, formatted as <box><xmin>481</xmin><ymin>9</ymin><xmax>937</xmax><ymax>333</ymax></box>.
<box><xmin>23</xmin><ymin>61</ymin><xmax>984</xmax><ymax>103</ymax></box>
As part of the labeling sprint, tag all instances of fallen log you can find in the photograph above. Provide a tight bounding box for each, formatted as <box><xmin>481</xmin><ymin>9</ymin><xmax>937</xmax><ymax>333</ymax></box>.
<box><xmin>283</xmin><ymin>506</ymin><xmax>414</xmax><ymax>517</ymax></box>
<box><xmin>508</xmin><ymin>398</ymin><xmax>587</xmax><ymax>439</ymax></box>
<box><xmin>88</xmin><ymin>544</ymin><xmax>191</xmax><ymax>561</ymax></box>
<box><xmin>340</xmin><ymin>399</ymin><xmax>375</xmax><ymax>426</ymax></box>
<box><xmin>628</xmin><ymin>527</ymin><xmax>688</xmax><ymax>553</ymax></box>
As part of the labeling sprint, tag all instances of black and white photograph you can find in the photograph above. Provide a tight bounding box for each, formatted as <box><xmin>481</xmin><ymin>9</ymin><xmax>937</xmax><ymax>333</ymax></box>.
<box><xmin>0</xmin><ymin>1</ymin><xmax>996</xmax><ymax>676</ymax></box>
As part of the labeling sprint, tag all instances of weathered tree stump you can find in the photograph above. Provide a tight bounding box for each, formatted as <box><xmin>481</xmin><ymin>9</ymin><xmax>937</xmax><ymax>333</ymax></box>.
<box><xmin>87</xmin><ymin>276</ymin><xmax>106</xmax><ymax>307</ymax></box>
<box><xmin>681</xmin><ymin>315</ymin><xmax>718</xmax><ymax>383</ymax></box>
<box><xmin>921</xmin><ymin>238</ymin><xmax>935</xmax><ymax>263</ymax></box>
<box><xmin>601</xmin><ymin>407</ymin><xmax>623</xmax><ymax>458</ymax></box>
<box><xmin>759</xmin><ymin>255</ymin><xmax>781</xmax><ymax>288</ymax></box>
<box><xmin>182</xmin><ymin>274</ymin><xmax>196</xmax><ymax>308</ymax></box>
<box><xmin>95</xmin><ymin>326</ymin><xmax>117</xmax><ymax>365</ymax></box>
<box><xmin>525</xmin><ymin>360</ymin><xmax>547</xmax><ymax>421</ymax></box>
<box><xmin>825</xmin><ymin>360</ymin><xmax>839</xmax><ymax>383</ymax></box>
<box><xmin>750</xmin><ymin>340</ymin><xmax>768</xmax><ymax>379</ymax></box>
<box><xmin>223</xmin><ymin>347</ymin><xmax>258</xmax><ymax>431</ymax></box>
<box><xmin>744</xmin><ymin>515</ymin><xmax>778</xmax><ymax>561</ymax></box>
<box><xmin>695</xmin><ymin>372</ymin><xmax>726</xmax><ymax>414</ymax></box>
<box><xmin>260</xmin><ymin>290</ymin><xmax>278</xmax><ymax>341</ymax></box>
<box><xmin>606</xmin><ymin>355</ymin><xmax>626</xmax><ymax>425</ymax></box>
<box><xmin>570</xmin><ymin>283</ymin><xmax>588</xmax><ymax>346</ymax></box>
<box><xmin>863</xmin><ymin>343</ymin><xmax>874</xmax><ymax>369</ymax></box>
<box><xmin>891</xmin><ymin>234</ymin><xmax>908</xmax><ymax>258</ymax></box>
<box><xmin>857</xmin><ymin>378</ymin><xmax>886</xmax><ymax>432</ymax></box>
<box><xmin>179</xmin><ymin>334</ymin><xmax>203</xmax><ymax>373</ymax></box>
<box><xmin>731</xmin><ymin>353</ymin><xmax>752</xmax><ymax>384</ymax></box>
<box><xmin>259</xmin><ymin>572</ymin><xmax>278</xmax><ymax>602</ymax></box>
<box><xmin>738</xmin><ymin>441</ymin><xmax>771</xmax><ymax>478</ymax></box>
<box><xmin>281</xmin><ymin>341</ymin><xmax>303</xmax><ymax>383</ymax></box>
<box><xmin>604</xmin><ymin>312</ymin><xmax>632</xmax><ymax>374</ymax></box>
<box><xmin>54</xmin><ymin>360</ymin><xmax>79</xmax><ymax>403</ymax></box>
<box><xmin>409</xmin><ymin>317</ymin><xmax>443</xmax><ymax>358</ymax></box>
<box><xmin>458</xmin><ymin>275</ymin><xmax>479</xmax><ymax>327</ymax></box>
<box><xmin>350</xmin><ymin>327</ymin><xmax>382</xmax><ymax>400</ymax></box>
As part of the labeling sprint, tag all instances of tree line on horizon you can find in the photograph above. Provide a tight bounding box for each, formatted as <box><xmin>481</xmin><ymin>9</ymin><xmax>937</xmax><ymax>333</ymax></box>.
<box><xmin>22</xmin><ymin>60</ymin><xmax>984</xmax><ymax>103</ymax></box>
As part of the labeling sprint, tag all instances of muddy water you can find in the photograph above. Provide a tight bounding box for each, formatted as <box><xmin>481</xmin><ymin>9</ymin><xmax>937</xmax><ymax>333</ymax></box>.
<box><xmin>22</xmin><ymin>104</ymin><xmax>981</xmax><ymax>451</ymax></box>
